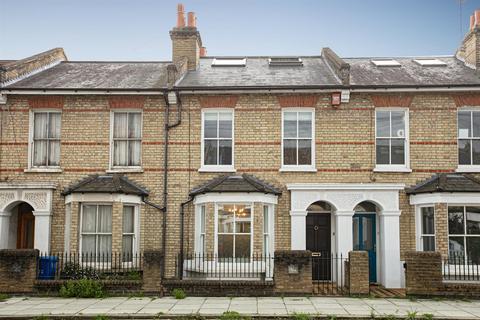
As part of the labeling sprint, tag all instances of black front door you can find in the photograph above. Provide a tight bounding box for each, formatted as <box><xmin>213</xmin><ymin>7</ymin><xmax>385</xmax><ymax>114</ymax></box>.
<box><xmin>306</xmin><ymin>212</ymin><xmax>331</xmax><ymax>280</ymax></box>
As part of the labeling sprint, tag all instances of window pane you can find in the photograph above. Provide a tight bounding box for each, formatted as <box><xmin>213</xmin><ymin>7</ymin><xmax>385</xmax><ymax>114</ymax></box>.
<box><xmin>122</xmin><ymin>235</ymin><xmax>133</xmax><ymax>259</ymax></box>
<box><xmin>422</xmin><ymin>236</ymin><xmax>435</xmax><ymax>251</ymax></box>
<box><xmin>283</xmin><ymin>139</ymin><xmax>297</xmax><ymax>165</ymax></box>
<box><xmin>204</xmin><ymin>113</ymin><xmax>218</xmax><ymax>138</ymax></box>
<box><xmin>449</xmin><ymin>236</ymin><xmax>465</xmax><ymax>256</ymax></box>
<box><xmin>458</xmin><ymin>111</ymin><xmax>471</xmax><ymax>138</ymax></box>
<box><xmin>33</xmin><ymin>141</ymin><xmax>47</xmax><ymax>166</ymax></box>
<box><xmin>263</xmin><ymin>206</ymin><xmax>269</xmax><ymax>233</ymax></box>
<box><xmin>283</xmin><ymin>112</ymin><xmax>297</xmax><ymax>138</ymax></box>
<box><xmin>128</xmin><ymin>113</ymin><xmax>141</xmax><ymax>138</ymax></box>
<box><xmin>218</xmin><ymin>206</ymin><xmax>234</xmax><ymax>233</ymax></box>
<box><xmin>48</xmin><ymin>113</ymin><xmax>61</xmax><ymax>139</ymax></box>
<box><xmin>467</xmin><ymin>237</ymin><xmax>480</xmax><ymax>264</ymax></box>
<box><xmin>219</xmin><ymin>140</ymin><xmax>232</xmax><ymax>165</ymax></box>
<box><xmin>81</xmin><ymin>235</ymin><xmax>95</xmax><ymax>255</ymax></box>
<box><xmin>98</xmin><ymin>205</ymin><xmax>112</xmax><ymax>233</ymax></box>
<box><xmin>448</xmin><ymin>207</ymin><xmax>465</xmax><ymax>234</ymax></box>
<box><xmin>123</xmin><ymin>206</ymin><xmax>135</xmax><ymax>233</ymax></box>
<box><xmin>458</xmin><ymin>140</ymin><xmax>471</xmax><ymax>165</ymax></box>
<box><xmin>376</xmin><ymin>139</ymin><xmax>389</xmax><ymax>164</ymax></box>
<box><xmin>474</xmin><ymin>112</ymin><xmax>480</xmax><ymax>138</ymax></box>
<box><xmin>298</xmin><ymin>112</ymin><xmax>312</xmax><ymax>138</ymax></box>
<box><xmin>128</xmin><ymin>140</ymin><xmax>141</xmax><ymax>166</ymax></box>
<box><xmin>82</xmin><ymin>205</ymin><xmax>96</xmax><ymax>233</ymax></box>
<box><xmin>204</xmin><ymin>140</ymin><xmax>217</xmax><ymax>165</ymax></box>
<box><xmin>48</xmin><ymin>141</ymin><xmax>60</xmax><ymax>166</ymax></box>
<box><xmin>218</xmin><ymin>234</ymin><xmax>233</xmax><ymax>258</ymax></box>
<box><xmin>376</xmin><ymin>111</ymin><xmax>390</xmax><ymax>137</ymax></box>
<box><xmin>473</xmin><ymin>140</ymin><xmax>480</xmax><ymax>165</ymax></box>
<box><xmin>235</xmin><ymin>205</ymin><xmax>251</xmax><ymax>233</ymax></box>
<box><xmin>113</xmin><ymin>113</ymin><xmax>128</xmax><ymax>138</ymax></box>
<box><xmin>114</xmin><ymin>141</ymin><xmax>128</xmax><ymax>166</ymax></box>
<box><xmin>235</xmin><ymin>234</ymin><xmax>251</xmax><ymax>258</ymax></box>
<box><xmin>466</xmin><ymin>206</ymin><xmax>480</xmax><ymax>235</ymax></box>
<box><xmin>298</xmin><ymin>139</ymin><xmax>312</xmax><ymax>165</ymax></box>
<box><xmin>34</xmin><ymin>113</ymin><xmax>48</xmax><ymax>139</ymax></box>
<box><xmin>391</xmin><ymin>111</ymin><xmax>405</xmax><ymax>138</ymax></box>
<box><xmin>98</xmin><ymin>235</ymin><xmax>112</xmax><ymax>257</ymax></box>
<box><xmin>390</xmin><ymin>139</ymin><xmax>405</xmax><ymax>165</ymax></box>
<box><xmin>421</xmin><ymin>207</ymin><xmax>435</xmax><ymax>235</ymax></box>
<box><xmin>218</xmin><ymin>112</ymin><xmax>232</xmax><ymax>138</ymax></box>
<box><xmin>200</xmin><ymin>206</ymin><xmax>206</xmax><ymax>233</ymax></box>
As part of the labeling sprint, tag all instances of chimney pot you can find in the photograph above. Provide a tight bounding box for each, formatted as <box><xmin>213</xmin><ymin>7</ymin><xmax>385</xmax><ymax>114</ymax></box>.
<box><xmin>177</xmin><ymin>3</ymin><xmax>185</xmax><ymax>27</ymax></box>
<box><xmin>475</xmin><ymin>10</ymin><xmax>480</xmax><ymax>27</ymax></box>
<box><xmin>188</xmin><ymin>12</ymin><xmax>196</xmax><ymax>27</ymax></box>
<box><xmin>200</xmin><ymin>47</ymin><xmax>207</xmax><ymax>57</ymax></box>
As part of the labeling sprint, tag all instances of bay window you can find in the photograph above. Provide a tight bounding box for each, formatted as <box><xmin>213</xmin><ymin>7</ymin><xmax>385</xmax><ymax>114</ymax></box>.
<box><xmin>31</xmin><ymin>111</ymin><xmax>61</xmax><ymax>168</ymax></box>
<box><xmin>111</xmin><ymin>111</ymin><xmax>142</xmax><ymax>168</ymax></box>
<box><xmin>281</xmin><ymin>109</ymin><xmax>315</xmax><ymax>171</ymax></box>
<box><xmin>420</xmin><ymin>206</ymin><xmax>435</xmax><ymax>251</ymax></box>
<box><xmin>458</xmin><ymin>110</ymin><xmax>480</xmax><ymax>170</ymax></box>
<box><xmin>217</xmin><ymin>204</ymin><xmax>251</xmax><ymax>260</ymax></box>
<box><xmin>81</xmin><ymin>204</ymin><xmax>112</xmax><ymax>262</ymax></box>
<box><xmin>448</xmin><ymin>206</ymin><xmax>480</xmax><ymax>264</ymax></box>
<box><xmin>122</xmin><ymin>205</ymin><xmax>136</xmax><ymax>262</ymax></box>
<box><xmin>201</xmin><ymin>110</ymin><xmax>234</xmax><ymax>171</ymax></box>
<box><xmin>375</xmin><ymin>109</ymin><xmax>409</xmax><ymax>171</ymax></box>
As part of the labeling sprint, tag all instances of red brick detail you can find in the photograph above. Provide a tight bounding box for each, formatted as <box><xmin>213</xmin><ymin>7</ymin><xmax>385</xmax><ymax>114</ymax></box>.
<box><xmin>0</xmin><ymin>142</ymin><xmax>28</xmax><ymax>146</ymax></box>
<box><xmin>371</xmin><ymin>95</ymin><xmax>412</xmax><ymax>107</ymax></box>
<box><xmin>199</xmin><ymin>96</ymin><xmax>239</xmax><ymax>108</ymax></box>
<box><xmin>236</xmin><ymin>141</ymin><xmax>281</xmax><ymax>146</ymax></box>
<box><xmin>278</xmin><ymin>95</ymin><xmax>318</xmax><ymax>107</ymax></box>
<box><xmin>142</xmin><ymin>141</ymin><xmax>200</xmax><ymax>145</ymax></box>
<box><xmin>453</xmin><ymin>94</ymin><xmax>480</xmax><ymax>107</ymax></box>
<box><xmin>28</xmin><ymin>96</ymin><xmax>64</xmax><ymax>109</ymax></box>
<box><xmin>411</xmin><ymin>141</ymin><xmax>457</xmax><ymax>145</ymax></box>
<box><xmin>316</xmin><ymin>141</ymin><xmax>374</xmax><ymax>145</ymax></box>
<box><xmin>108</xmin><ymin>96</ymin><xmax>145</xmax><ymax>109</ymax></box>
<box><xmin>62</xmin><ymin>142</ymin><xmax>109</xmax><ymax>146</ymax></box>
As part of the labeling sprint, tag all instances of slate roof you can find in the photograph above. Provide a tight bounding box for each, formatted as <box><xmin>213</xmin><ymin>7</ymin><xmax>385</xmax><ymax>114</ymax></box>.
<box><xmin>63</xmin><ymin>174</ymin><xmax>149</xmax><ymax>196</ymax></box>
<box><xmin>176</xmin><ymin>56</ymin><xmax>342</xmax><ymax>89</ymax></box>
<box><xmin>5</xmin><ymin>61</ymin><xmax>170</xmax><ymax>90</ymax></box>
<box><xmin>345</xmin><ymin>56</ymin><xmax>480</xmax><ymax>88</ymax></box>
<box><xmin>189</xmin><ymin>174</ymin><xmax>282</xmax><ymax>196</ymax></box>
<box><xmin>406</xmin><ymin>173</ymin><xmax>480</xmax><ymax>195</ymax></box>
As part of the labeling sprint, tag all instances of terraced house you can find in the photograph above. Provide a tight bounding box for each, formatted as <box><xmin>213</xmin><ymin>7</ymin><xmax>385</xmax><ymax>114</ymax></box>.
<box><xmin>2</xmin><ymin>4</ymin><xmax>480</xmax><ymax>296</ymax></box>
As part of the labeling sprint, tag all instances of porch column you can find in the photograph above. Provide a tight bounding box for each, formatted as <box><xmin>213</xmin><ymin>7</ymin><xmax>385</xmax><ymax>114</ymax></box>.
<box><xmin>290</xmin><ymin>210</ymin><xmax>307</xmax><ymax>250</ymax></box>
<box><xmin>0</xmin><ymin>211</ymin><xmax>10</xmax><ymax>249</ymax></box>
<box><xmin>33</xmin><ymin>211</ymin><xmax>52</xmax><ymax>253</ymax></box>
<box><xmin>379</xmin><ymin>210</ymin><xmax>402</xmax><ymax>288</ymax></box>
<box><xmin>335</xmin><ymin>210</ymin><xmax>354</xmax><ymax>257</ymax></box>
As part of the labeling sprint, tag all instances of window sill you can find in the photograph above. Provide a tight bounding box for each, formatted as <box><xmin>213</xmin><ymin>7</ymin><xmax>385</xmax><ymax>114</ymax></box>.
<box><xmin>106</xmin><ymin>168</ymin><xmax>144</xmax><ymax>174</ymax></box>
<box><xmin>24</xmin><ymin>167</ymin><xmax>63</xmax><ymax>173</ymax></box>
<box><xmin>456</xmin><ymin>166</ymin><xmax>480</xmax><ymax>173</ymax></box>
<box><xmin>198</xmin><ymin>165</ymin><xmax>236</xmax><ymax>173</ymax></box>
<box><xmin>373</xmin><ymin>166</ymin><xmax>412</xmax><ymax>173</ymax></box>
<box><xmin>279</xmin><ymin>166</ymin><xmax>317</xmax><ymax>172</ymax></box>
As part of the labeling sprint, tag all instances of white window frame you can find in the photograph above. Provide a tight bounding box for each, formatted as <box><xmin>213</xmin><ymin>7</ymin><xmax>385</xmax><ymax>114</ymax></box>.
<box><xmin>199</xmin><ymin>108</ymin><xmax>235</xmax><ymax>172</ymax></box>
<box><xmin>108</xmin><ymin>110</ymin><xmax>143</xmax><ymax>173</ymax></box>
<box><xmin>280</xmin><ymin>108</ymin><xmax>316</xmax><ymax>172</ymax></box>
<box><xmin>79</xmin><ymin>203</ymin><xmax>113</xmax><ymax>262</ymax></box>
<box><xmin>447</xmin><ymin>204</ymin><xmax>480</xmax><ymax>263</ymax></box>
<box><xmin>122</xmin><ymin>204</ymin><xmax>140</xmax><ymax>259</ymax></box>
<box><xmin>263</xmin><ymin>204</ymin><xmax>275</xmax><ymax>256</ymax></box>
<box><xmin>456</xmin><ymin>108</ymin><xmax>480</xmax><ymax>173</ymax></box>
<box><xmin>194</xmin><ymin>204</ymin><xmax>206</xmax><ymax>254</ymax></box>
<box><xmin>374</xmin><ymin>107</ymin><xmax>411</xmax><ymax>172</ymax></box>
<box><xmin>26</xmin><ymin>109</ymin><xmax>62</xmax><ymax>173</ymax></box>
<box><xmin>415</xmin><ymin>205</ymin><xmax>435</xmax><ymax>251</ymax></box>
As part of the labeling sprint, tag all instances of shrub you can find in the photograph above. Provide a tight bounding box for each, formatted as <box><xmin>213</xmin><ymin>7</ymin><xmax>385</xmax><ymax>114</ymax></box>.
<box><xmin>60</xmin><ymin>262</ymin><xmax>100</xmax><ymax>280</ymax></box>
<box><xmin>0</xmin><ymin>293</ymin><xmax>9</xmax><ymax>302</ymax></box>
<box><xmin>59</xmin><ymin>279</ymin><xmax>105</xmax><ymax>298</ymax></box>
<box><xmin>126</xmin><ymin>271</ymin><xmax>142</xmax><ymax>280</ymax></box>
<box><xmin>172</xmin><ymin>288</ymin><xmax>186</xmax><ymax>299</ymax></box>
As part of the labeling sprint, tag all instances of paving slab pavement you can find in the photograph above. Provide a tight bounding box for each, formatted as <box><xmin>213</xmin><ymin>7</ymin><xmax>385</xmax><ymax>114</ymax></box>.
<box><xmin>0</xmin><ymin>296</ymin><xmax>479</xmax><ymax>319</ymax></box>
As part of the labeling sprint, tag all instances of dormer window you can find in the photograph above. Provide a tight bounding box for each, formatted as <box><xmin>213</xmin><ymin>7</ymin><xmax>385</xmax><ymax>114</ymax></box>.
<box><xmin>269</xmin><ymin>57</ymin><xmax>303</xmax><ymax>66</ymax></box>
<box><xmin>212</xmin><ymin>58</ymin><xmax>246</xmax><ymax>67</ymax></box>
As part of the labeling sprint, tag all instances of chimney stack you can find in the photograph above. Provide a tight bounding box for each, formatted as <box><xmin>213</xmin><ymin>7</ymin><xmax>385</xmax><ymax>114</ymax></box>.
<box><xmin>200</xmin><ymin>47</ymin><xmax>207</xmax><ymax>57</ymax></box>
<box><xmin>170</xmin><ymin>3</ymin><xmax>203</xmax><ymax>70</ymax></box>
<box><xmin>457</xmin><ymin>9</ymin><xmax>480</xmax><ymax>70</ymax></box>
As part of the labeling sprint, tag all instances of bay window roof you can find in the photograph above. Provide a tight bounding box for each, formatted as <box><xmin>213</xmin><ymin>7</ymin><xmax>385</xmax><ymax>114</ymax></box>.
<box><xmin>190</xmin><ymin>174</ymin><xmax>281</xmax><ymax>196</ymax></box>
<box><xmin>406</xmin><ymin>173</ymin><xmax>480</xmax><ymax>195</ymax></box>
<box><xmin>62</xmin><ymin>174</ymin><xmax>149</xmax><ymax>196</ymax></box>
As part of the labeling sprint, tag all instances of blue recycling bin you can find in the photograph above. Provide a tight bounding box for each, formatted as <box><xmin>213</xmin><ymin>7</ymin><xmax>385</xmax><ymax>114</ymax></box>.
<box><xmin>38</xmin><ymin>256</ymin><xmax>58</xmax><ymax>280</ymax></box>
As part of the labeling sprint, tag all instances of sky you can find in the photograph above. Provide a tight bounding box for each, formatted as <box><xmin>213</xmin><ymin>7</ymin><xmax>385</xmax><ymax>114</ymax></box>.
<box><xmin>1</xmin><ymin>0</ymin><xmax>480</xmax><ymax>61</ymax></box>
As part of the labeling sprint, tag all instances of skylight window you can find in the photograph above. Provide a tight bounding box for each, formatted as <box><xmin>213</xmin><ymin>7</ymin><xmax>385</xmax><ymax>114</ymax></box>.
<box><xmin>413</xmin><ymin>58</ymin><xmax>447</xmax><ymax>66</ymax></box>
<box><xmin>371</xmin><ymin>59</ymin><xmax>401</xmax><ymax>67</ymax></box>
<box><xmin>269</xmin><ymin>57</ymin><xmax>303</xmax><ymax>66</ymax></box>
<box><xmin>212</xmin><ymin>58</ymin><xmax>246</xmax><ymax>67</ymax></box>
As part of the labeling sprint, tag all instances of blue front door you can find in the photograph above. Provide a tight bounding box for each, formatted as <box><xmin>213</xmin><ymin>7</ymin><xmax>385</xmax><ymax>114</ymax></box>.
<box><xmin>353</xmin><ymin>214</ymin><xmax>377</xmax><ymax>283</ymax></box>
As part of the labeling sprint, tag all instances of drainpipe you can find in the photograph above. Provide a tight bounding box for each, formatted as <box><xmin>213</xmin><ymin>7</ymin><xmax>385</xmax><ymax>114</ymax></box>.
<box><xmin>161</xmin><ymin>90</ymin><xmax>182</xmax><ymax>278</ymax></box>
<box><xmin>179</xmin><ymin>196</ymin><xmax>193</xmax><ymax>279</ymax></box>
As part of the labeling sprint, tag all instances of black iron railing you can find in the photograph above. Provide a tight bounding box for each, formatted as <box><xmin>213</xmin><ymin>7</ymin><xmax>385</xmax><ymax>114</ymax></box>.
<box><xmin>443</xmin><ymin>252</ymin><xmax>480</xmax><ymax>282</ymax></box>
<box><xmin>177</xmin><ymin>253</ymin><xmax>274</xmax><ymax>281</ymax></box>
<box><xmin>311</xmin><ymin>252</ymin><xmax>348</xmax><ymax>295</ymax></box>
<box><xmin>36</xmin><ymin>252</ymin><xmax>143</xmax><ymax>280</ymax></box>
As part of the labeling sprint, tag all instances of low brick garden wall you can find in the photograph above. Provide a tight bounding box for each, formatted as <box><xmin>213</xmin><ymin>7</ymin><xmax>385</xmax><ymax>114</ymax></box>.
<box><xmin>0</xmin><ymin>249</ymin><xmax>38</xmax><ymax>294</ymax></box>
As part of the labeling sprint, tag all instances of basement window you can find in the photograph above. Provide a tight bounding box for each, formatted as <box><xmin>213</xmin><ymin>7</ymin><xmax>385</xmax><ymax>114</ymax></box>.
<box><xmin>371</xmin><ymin>59</ymin><xmax>401</xmax><ymax>67</ymax></box>
<box><xmin>413</xmin><ymin>58</ymin><xmax>447</xmax><ymax>66</ymax></box>
<box><xmin>212</xmin><ymin>58</ymin><xmax>246</xmax><ymax>67</ymax></box>
<box><xmin>268</xmin><ymin>57</ymin><xmax>303</xmax><ymax>66</ymax></box>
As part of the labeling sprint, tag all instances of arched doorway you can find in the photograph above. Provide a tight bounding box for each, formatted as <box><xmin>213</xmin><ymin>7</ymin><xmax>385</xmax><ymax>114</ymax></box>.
<box><xmin>4</xmin><ymin>202</ymin><xmax>35</xmax><ymax>249</ymax></box>
<box><xmin>353</xmin><ymin>201</ymin><xmax>378</xmax><ymax>283</ymax></box>
<box><xmin>306</xmin><ymin>201</ymin><xmax>333</xmax><ymax>280</ymax></box>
